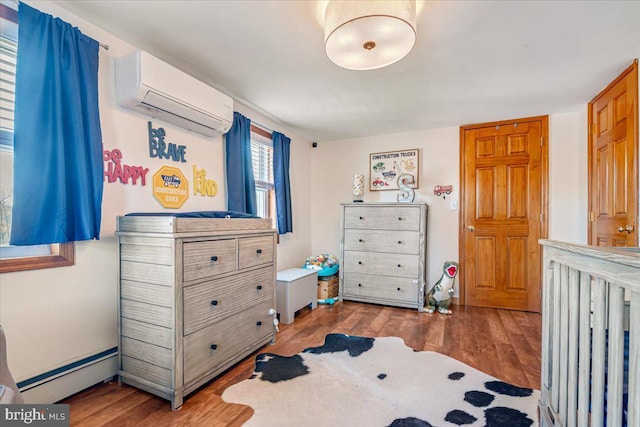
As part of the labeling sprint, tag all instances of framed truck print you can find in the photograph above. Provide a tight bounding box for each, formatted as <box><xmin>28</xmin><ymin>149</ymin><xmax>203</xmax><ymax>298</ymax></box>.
<box><xmin>369</xmin><ymin>148</ymin><xmax>419</xmax><ymax>191</ymax></box>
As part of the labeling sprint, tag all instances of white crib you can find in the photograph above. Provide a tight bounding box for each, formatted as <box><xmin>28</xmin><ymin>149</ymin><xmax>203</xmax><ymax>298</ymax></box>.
<box><xmin>539</xmin><ymin>240</ymin><xmax>639</xmax><ymax>427</ymax></box>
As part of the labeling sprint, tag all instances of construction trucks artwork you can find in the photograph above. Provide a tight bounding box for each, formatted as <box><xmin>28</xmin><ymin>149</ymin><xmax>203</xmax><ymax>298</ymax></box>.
<box><xmin>369</xmin><ymin>149</ymin><xmax>419</xmax><ymax>191</ymax></box>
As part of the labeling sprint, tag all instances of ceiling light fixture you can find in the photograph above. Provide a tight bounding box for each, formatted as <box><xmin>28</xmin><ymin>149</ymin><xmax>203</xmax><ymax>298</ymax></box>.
<box><xmin>324</xmin><ymin>0</ymin><xmax>417</xmax><ymax>71</ymax></box>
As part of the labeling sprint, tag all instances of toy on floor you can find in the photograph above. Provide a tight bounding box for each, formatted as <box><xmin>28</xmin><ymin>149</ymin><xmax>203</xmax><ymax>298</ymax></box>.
<box><xmin>425</xmin><ymin>261</ymin><xmax>459</xmax><ymax>314</ymax></box>
<box><xmin>303</xmin><ymin>253</ymin><xmax>339</xmax><ymax>277</ymax></box>
<box><xmin>317</xmin><ymin>297</ymin><xmax>339</xmax><ymax>305</ymax></box>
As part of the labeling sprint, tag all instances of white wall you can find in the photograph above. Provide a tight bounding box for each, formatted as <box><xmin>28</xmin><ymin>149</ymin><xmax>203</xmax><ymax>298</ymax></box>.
<box><xmin>0</xmin><ymin>0</ymin><xmax>311</xmax><ymax>393</ymax></box>
<box><xmin>309</xmin><ymin>113</ymin><xmax>588</xmax><ymax>296</ymax></box>
<box><xmin>309</xmin><ymin>127</ymin><xmax>462</xmax><ymax>295</ymax></box>
<box><xmin>549</xmin><ymin>110</ymin><xmax>588</xmax><ymax>244</ymax></box>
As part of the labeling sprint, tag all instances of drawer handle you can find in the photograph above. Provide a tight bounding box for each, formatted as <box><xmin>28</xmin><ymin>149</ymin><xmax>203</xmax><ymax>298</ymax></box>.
<box><xmin>397</xmin><ymin>264</ymin><xmax>401</xmax><ymax>268</ymax></box>
<box><xmin>210</xmin><ymin>344</ymin><xmax>218</xmax><ymax>351</ymax></box>
<box><xmin>256</xmin><ymin>249</ymin><xmax>263</xmax><ymax>254</ymax></box>
<box><xmin>358</xmin><ymin>261</ymin><xmax>362</xmax><ymax>265</ymax></box>
<box><xmin>211</xmin><ymin>300</ymin><xmax>218</xmax><ymax>306</ymax></box>
<box><xmin>397</xmin><ymin>240</ymin><xmax>402</xmax><ymax>244</ymax></box>
<box><xmin>398</xmin><ymin>217</ymin><xmax>402</xmax><ymax>221</ymax></box>
<box><xmin>256</xmin><ymin>321</ymin><xmax>262</xmax><ymax>326</ymax></box>
<box><xmin>397</xmin><ymin>287</ymin><xmax>401</xmax><ymax>291</ymax></box>
<box><xmin>358</xmin><ymin>239</ymin><xmax>363</xmax><ymax>242</ymax></box>
<box><xmin>210</xmin><ymin>256</ymin><xmax>218</xmax><ymax>262</ymax></box>
<box><xmin>257</xmin><ymin>285</ymin><xmax>263</xmax><ymax>290</ymax></box>
<box><xmin>358</xmin><ymin>283</ymin><xmax>362</xmax><ymax>287</ymax></box>
<box><xmin>359</xmin><ymin>216</ymin><xmax>364</xmax><ymax>220</ymax></box>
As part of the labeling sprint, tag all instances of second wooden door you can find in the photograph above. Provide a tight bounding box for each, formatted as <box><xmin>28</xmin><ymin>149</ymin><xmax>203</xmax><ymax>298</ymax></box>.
<box><xmin>589</xmin><ymin>61</ymin><xmax>638</xmax><ymax>247</ymax></box>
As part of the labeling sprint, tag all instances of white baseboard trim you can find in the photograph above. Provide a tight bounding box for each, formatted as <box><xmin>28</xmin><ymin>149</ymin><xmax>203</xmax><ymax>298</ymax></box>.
<box><xmin>19</xmin><ymin>349</ymin><xmax>118</xmax><ymax>404</ymax></box>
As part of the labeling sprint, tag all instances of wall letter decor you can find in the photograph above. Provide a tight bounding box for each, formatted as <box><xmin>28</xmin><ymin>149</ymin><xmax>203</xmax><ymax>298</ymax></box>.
<box><xmin>103</xmin><ymin>148</ymin><xmax>149</xmax><ymax>185</ymax></box>
<box><xmin>148</xmin><ymin>121</ymin><xmax>187</xmax><ymax>162</ymax></box>
<box><xmin>193</xmin><ymin>164</ymin><xmax>218</xmax><ymax>197</ymax></box>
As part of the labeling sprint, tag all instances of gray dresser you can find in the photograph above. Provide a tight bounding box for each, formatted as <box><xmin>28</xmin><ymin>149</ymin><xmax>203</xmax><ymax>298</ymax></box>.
<box><xmin>339</xmin><ymin>203</ymin><xmax>428</xmax><ymax>311</ymax></box>
<box><xmin>116</xmin><ymin>215</ymin><xmax>277</xmax><ymax>409</ymax></box>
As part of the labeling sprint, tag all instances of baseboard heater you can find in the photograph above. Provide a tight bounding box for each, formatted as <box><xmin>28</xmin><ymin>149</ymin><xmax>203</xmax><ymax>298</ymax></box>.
<box><xmin>17</xmin><ymin>347</ymin><xmax>118</xmax><ymax>403</ymax></box>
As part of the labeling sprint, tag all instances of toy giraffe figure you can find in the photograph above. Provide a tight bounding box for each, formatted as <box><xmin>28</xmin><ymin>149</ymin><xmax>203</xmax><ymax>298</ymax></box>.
<box><xmin>425</xmin><ymin>261</ymin><xmax>459</xmax><ymax>314</ymax></box>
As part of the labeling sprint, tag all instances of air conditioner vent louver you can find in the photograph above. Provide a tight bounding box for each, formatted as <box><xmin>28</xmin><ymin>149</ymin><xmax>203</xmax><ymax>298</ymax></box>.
<box><xmin>115</xmin><ymin>50</ymin><xmax>232</xmax><ymax>136</ymax></box>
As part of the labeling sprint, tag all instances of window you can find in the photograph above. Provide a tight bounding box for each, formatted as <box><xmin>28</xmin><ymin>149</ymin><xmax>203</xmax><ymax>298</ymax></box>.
<box><xmin>0</xmin><ymin>4</ymin><xmax>73</xmax><ymax>273</ymax></box>
<box><xmin>250</xmin><ymin>124</ymin><xmax>275</xmax><ymax>223</ymax></box>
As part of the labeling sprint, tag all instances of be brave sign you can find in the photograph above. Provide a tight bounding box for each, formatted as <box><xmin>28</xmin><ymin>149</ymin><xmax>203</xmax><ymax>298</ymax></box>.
<box><xmin>148</xmin><ymin>122</ymin><xmax>187</xmax><ymax>162</ymax></box>
<box><xmin>152</xmin><ymin>166</ymin><xmax>188</xmax><ymax>208</ymax></box>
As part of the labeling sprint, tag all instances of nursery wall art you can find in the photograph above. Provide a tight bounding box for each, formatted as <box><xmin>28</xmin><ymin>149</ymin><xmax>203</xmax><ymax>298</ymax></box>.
<box><xmin>369</xmin><ymin>148</ymin><xmax>419</xmax><ymax>191</ymax></box>
<box><xmin>148</xmin><ymin>121</ymin><xmax>187</xmax><ymax>162</ymax></box>
<box><xmin>152</xmin><ymin>165</ymin><xmax>189</xmax><ymax>208</ymax></box>
<box><xmin>103</xmin><ymin>148</ymin><xmax>149</xmax><ymax>185</ymax></box>
<box><xmin>193</xmin><ymin>164</ymin><xmax>218</xmax><ymax>197</ymax></box>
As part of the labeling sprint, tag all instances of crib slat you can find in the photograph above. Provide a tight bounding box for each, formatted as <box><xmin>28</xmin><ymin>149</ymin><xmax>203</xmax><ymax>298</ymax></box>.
<box><xmin>540</xmin><ymin>258</ymin><xmax>554</xmax><ymax>427</ymax></box>
<box><xmin>607</xmin><ymin>283</ymin><xmax>625</xmax><ymax>427</ymax></box>
<box><xmin>551</xmin><ymin>261</ymin><xmax>563</xmax><ymax>411</ymax></box>
<box><xmin>577</xmin><ymin>272</ymin><xmax>592</xmax><ymax>427</ymax></box>
<box><xmin>541</xmin><ymin>260</ymin><xmax>553</xmax><ymax>389</ymax></box>
<box><xmin>591</xmin><ymin>278</ymin><xmax>607</xmax><ymax>427</ymax></box>
<box><xmin>628</xmin><ymin>291</ymin><xmax>639</xmax><ymax>427</ymax></box>
<box><xmin>566</xmin><ymin>268</ymin><xmax>579</xmax><ymax>427</ymax></box>
<box><xmin>559</xmin><ymin>265</ymin><xmax>570</xmax><ymax>425</ymax></box>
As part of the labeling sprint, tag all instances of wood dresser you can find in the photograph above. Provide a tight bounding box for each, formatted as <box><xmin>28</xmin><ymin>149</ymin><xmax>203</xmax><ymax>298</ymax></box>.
<box><xmin>116</xmin><ymin>215</ymin><xmax>277</xmax><ymax>409</ymax></box>
<box><xmin>339</xmin><ymin>203</ymin><xmax>428</xmax><ymax>311</ymax></box>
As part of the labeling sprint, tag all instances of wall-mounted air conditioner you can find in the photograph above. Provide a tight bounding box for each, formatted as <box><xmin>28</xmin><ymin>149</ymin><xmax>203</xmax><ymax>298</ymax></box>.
<box><xmin>115</xmin><ymin>50</ymin><xmax>233</xmax><ymax>136</ymax></box>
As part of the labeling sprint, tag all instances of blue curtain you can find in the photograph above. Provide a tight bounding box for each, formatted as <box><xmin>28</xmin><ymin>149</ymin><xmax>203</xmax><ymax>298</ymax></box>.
<box><xmin>10</xmin><ymin>3</ymin><xmax>103</xmax><ymax>245</ymax></box>
<box><xmin>273</xmin><ymin>131</ymin><xmax>292</xmax><ymax>234</ymax></box>
<box><xmin>225</xmin><ymin>112</ymin><xmax>256</xmax><ymax>215</ymax></box>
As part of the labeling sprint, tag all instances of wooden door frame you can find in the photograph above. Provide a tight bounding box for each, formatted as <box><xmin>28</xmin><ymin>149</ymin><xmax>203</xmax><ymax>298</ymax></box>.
<box><xmin>587</xmin><ymin>60</ymin><xmax>639</xmax><ymax>245</ymax></box>
<box><xmin>458</xmin><ymin>115</ymin><xmax>549</xmax><ymax>306</ymax></box>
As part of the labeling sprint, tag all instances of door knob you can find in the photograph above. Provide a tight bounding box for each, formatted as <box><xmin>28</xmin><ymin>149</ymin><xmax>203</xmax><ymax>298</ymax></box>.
<box><xmin>618</xmin><ymin>225</ymin><xmax>634</xmax><ymax>234</ymax></box>
<box><xmin>466</xmin><ymin>225</ymin><xmax>475</xmax><ymax>232</ymax></box>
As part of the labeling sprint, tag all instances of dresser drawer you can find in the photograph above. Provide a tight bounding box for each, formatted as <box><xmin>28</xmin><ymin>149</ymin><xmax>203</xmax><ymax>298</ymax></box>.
<box><xmin>239</xmin><ymin>235</ymin><xmax>274</xmax><ymax>269</ymax></box>
<box><xmin>343</xmin><ymin>251</ymin><xmax>419</xmax><ymax>278</ymax></box>
<box><xmin>344</xmin><ymin>206</ymin><xmax>421</xmax><ymax>231</ymax></box>
<box><xmin>184</xmin><ymin>266</ymin><xmax>274</xmax><ymax>335</ymax></box>
<box><xmin>344</xmin><ymin>229</ymin><xmax>420</xmax><ymax>254</ymax></box>
<box><xmin>183</xmin><ymin>239</ymin><xmax>236</xmax><ymax>282</ymax></box>
<box><xmin>183</xmin><ymin>300</ymin><xmax>274</xmax><ymax>385</ymax></box>
<box><xmin>343</xmin><ymin>273</ymin><xmax>418</xmax><ymax>302</ymax></box>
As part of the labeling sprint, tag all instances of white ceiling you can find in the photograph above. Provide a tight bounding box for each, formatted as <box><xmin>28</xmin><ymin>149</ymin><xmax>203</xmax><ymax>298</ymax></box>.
<box><xmin>55</xmin><ymin>0</ymin><xmax>640</xmax><ymax>142</ymax></box>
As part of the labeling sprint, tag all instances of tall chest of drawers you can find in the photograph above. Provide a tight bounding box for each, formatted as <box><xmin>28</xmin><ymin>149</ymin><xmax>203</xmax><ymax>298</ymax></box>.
<box><xmin>116</xmin><ymin>215</ymin><xmax>277</xmax><ymax>409</ymax></box>
<box><xmin>339</xmin><ymin>203</ymin><xmax>428</xmax><ymax>311</ymax></box>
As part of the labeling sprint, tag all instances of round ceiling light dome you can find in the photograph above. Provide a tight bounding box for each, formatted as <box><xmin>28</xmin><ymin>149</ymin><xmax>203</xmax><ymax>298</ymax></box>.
<box><xmin>324</xmin><ymin>0</ymin><xmax>417</xmax><ymax>71</ymax></box>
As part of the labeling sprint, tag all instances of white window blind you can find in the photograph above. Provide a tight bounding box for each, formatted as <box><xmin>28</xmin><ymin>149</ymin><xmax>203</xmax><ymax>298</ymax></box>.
<box><xmin>251</xmin><ymin>139</ymin><xmax>273</xmax><ymax>190</ymax></box>
<box><xmin>0</xmin><ymin>32</ymin><xmax>17</xmax><ymax>247</ymax></box>
<box><xmin>250</xmin><ymin>137</ymin><xmax>273</xmax><ymax>219</ymax></box>
<box><xmin>0</xmin><ymin>35</ymin><xmax>17</xmax><ymax>144</ymax></box>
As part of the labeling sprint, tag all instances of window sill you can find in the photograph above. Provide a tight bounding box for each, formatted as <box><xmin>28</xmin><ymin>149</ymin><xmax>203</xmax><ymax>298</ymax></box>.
<box><xmin>0</xmin><ymin>242</ymin><xmax>75</xmax><ymax>273</ymax></box>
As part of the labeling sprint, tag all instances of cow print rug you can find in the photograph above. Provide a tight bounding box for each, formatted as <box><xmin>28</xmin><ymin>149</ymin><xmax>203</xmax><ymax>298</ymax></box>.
<box><xmin>222</xmin><ymin>334</ymin><xmax>539</xmax><ymax>426</ymax></box>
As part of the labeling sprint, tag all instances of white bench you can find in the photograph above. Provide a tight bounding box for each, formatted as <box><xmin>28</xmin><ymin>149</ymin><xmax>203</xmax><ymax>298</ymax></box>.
<box><xmin>275</xmin><ymin>268</ymin><xmax>318</xmax><ymax>324</ymax></box>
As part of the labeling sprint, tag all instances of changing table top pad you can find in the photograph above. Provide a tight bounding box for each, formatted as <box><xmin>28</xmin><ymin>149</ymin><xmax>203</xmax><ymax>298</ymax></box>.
<box><xmin>125</xmin><ymin>211</ymin><xmax>259</xmax><ymax>219</ymax></box>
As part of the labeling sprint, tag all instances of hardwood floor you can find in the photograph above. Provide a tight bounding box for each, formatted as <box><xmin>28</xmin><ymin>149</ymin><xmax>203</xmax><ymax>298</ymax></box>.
<box><xmin>62</xmin><ymin>302</ymin><xmax>541</xmax><ymax>426</ymax></box>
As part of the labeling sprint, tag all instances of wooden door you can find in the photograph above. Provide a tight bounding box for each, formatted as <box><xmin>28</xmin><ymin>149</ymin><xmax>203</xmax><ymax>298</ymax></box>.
<box><xmin>589</xmin><ymin>61</ymin><xmax>638</xmax><ymax>247</ymax></box>
<box><xmin>460</xmin><ymin>116</ymin><xmax>548</xmax><ymax>312</ymax></box>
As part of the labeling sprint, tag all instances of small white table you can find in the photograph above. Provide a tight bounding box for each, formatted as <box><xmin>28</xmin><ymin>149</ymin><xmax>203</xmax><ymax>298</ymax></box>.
<box><xmin>276</xmin><ymin>268</ymin><xmax>318</xmax><ymax>324</ymax></box>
